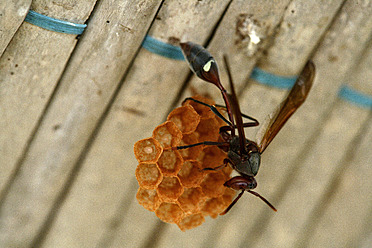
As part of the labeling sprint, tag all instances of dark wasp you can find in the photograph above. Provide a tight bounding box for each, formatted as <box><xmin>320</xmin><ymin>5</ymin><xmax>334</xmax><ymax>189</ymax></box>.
<box><xmin>175</xmin><ymin>42</ymin><xmax>315</xmax><ymax>215</ymax></box>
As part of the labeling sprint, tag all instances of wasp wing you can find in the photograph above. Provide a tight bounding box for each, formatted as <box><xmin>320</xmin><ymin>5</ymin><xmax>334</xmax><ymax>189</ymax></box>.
<box><xmin>257</xmin><ymin>61</ymin><xmax>315</xmax><ymax>153</ymax></box>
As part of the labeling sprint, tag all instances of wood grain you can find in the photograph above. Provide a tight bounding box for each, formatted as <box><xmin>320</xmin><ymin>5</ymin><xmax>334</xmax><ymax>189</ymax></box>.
<box><xmin>0</xmin><ymin>0</ymin><xmax>31</xmax><ymax>57</ymax></box>
<box><xmin>295</xmin><ymin>40</ymin><xmax>372</xmax><ymax>248</ymax></box>
<box><xmin>0</xmin><ymin>1</ymin><xmax>371</xmax><ymax>247</ymax></box>
<box><xmin>0</xmin><ymin>0</ymin><xmax>160</xmax><ymax>247</ymax></box>
<box><xmin>41</xmin><ymin>1</ymin><xmax>232</xmax><ymax>247</ymax></box>
<box><xmin>0</xmin><ymin>0</ymin><xmax>95</xmax><ymax>193</ymax></box>
<box><xmin>248</xmin><ymin>1</ymin><xmax>372</xmax><ymax>247</ymax></box>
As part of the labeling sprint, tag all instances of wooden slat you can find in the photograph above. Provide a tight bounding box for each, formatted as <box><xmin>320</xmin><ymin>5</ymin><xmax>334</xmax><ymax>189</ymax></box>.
<box><xmin>181</xmin><ymin>0</ymin><xmax>293</xmax><ymax>106</ymax></box>
<box><xmin>294</xmin><ymin>41</ymin><xmax>372</xmax><ymax>248</ymax></box>
<box><xmin>0</xmin><ymin>0</ymin><xmax>95</xmax><ymax>192</ymax></box>
<box><xmin>246</xmin><ymin>1</ymin><xmax>372</xmax><ymax>247</ymax></box>
<box><xmin>0</xmin><ymin>0</ymin><xmax>31</xmax><ymax>57</ymax></box>
<box><xmin>1</xmin><ymin>1</ymin><xmax>371</xmax><ymax>247</ymax></box>
<box><xmin>0</xmin><ymin>1</ymin><xmax>161</xmax><ymax>247</ymax></box>
<box><xmin>258</xmin><ymin>0</ymin><xmax>345</xmax><ymax>75</ymax></box>
<box><xmin>39</xmin><ymin>1</ymin><xmax>232</xmax><ymax>248</ymax></box>
<box><xmin>240</xmin><ymin>0</ymin><xmax>344</xmax><ymax>141</ymax></box>
<box><xmin>294</xmin><ymin>107</ymin><xmax>372</xmax><ymax>248</ymax></box>
<box><xmin>253</xmin><ymin>103</ymin><xmax>370</xmax><ymax>248</ymax></box>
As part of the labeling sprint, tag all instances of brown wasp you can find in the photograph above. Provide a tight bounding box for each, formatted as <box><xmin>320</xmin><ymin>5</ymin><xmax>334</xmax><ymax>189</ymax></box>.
<box><xmin>176</xmin><ymin>42</ymin><xmax>315</xmax><ymax>215</ymax></box>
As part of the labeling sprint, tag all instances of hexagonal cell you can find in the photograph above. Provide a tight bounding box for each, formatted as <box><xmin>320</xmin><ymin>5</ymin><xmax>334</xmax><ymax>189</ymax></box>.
<box><xmin>183</xmin><ymin>95</ymin><xmax>216</xmax><ymax>120</ymax></box>
<box><xmin>134</xmin><ymin>137</ymin><xmax>163</xmax><ymax>163</ymax></box>
<box><xmin>195</xmin><ymin>117</ymin><xmax>220</xmax><ymax>143</ymax></box>
<box><xmin>222</xmin><ymin>165</ymin><xmax>233</xmax><ymax>177</ymax></box>
<box><xmin>222</xmin><ymin>188</ymin><xmax>236</xmax><ymax>207</ymax></box>
<box><xmin>135</xmin><ymin>163</ymin><xmax>163</xmax><ymax>190</ymax></box>
<box><xmin>136</xmin><ymin>188</ymin><xmax>161</xmax><ymax>212</ymax></box>
<box><xmin>152</xmin><ymin>121</ymin><xmax>182</xmax><ymax>149</ymax></box>
<box><xmin>155</xmin><ymin>202</ymin><xmax>185</xmax><ymax>224</ymax></box>
<box><xmin>177</xmin><ymin>187</ymin><xmax>205</xmax><ymax>214</ymax></box>
<box><xmin>198</xmin><ymin>146</ymin><xmax>226</xmax><ymax>170</ymax></box>
<box><xmin>157</xmin><ymin>149</ymin><xmax>183</xmax><ymax>176</ymax></box>
<box><xmin>200</xmin><ymin>172</ymin><xmax>227</xmax><ymax>198</ymax></box>
<box><xmin>157</xmin><ymin>176</ymin><xmax>184</xmax><ymax>202</ymax></box>
<box><xmin>177</xmin><ymin>133</ymin><xmax>203</xmax><ymax>161</ymax></box>
<box><xmin>177</xmin><ymin>160</ymin><xmax>204</xmax><ymax>188</ymax></box>
<box><xmin>167</xmin><ymin>105</ymin><xmax>200</xmax><ymax>134</ymax></box>
<box><xmin>177</xmin><ymin>213</ymin><xmax>205</xmax><ymax>231</ymax></box>
<box><xmin>200</xmin><ymin>196</ymin><xmax>226</xmax><ymax>218</ymax></box>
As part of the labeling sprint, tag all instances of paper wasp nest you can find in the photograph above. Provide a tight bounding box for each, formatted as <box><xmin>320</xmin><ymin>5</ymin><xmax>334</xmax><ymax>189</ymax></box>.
<box><xmin>134</xmin><ymin>96</ymin><xmax>235</xmax><ymax>231</ymax></box>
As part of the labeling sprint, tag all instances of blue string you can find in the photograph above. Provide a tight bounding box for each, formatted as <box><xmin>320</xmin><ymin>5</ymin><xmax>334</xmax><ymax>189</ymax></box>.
<box><xmin>338</xmin><ymin>85</ymin><xmax>372</xmax><ymax>109</ymax></box>
<box><xmin>141</xmin><ymin>35</ymin><xmax>298</xmax><ymax>89</ymax></box>
<box><xmin>141</xmin><ymin>36</ymin><xmax>372</xmax><ymax>108</ymax></box>
<box><xmin>250</xmin><ymin>67</ymin><xmax>297</xmax><ymax>89</ymax></box>
<box><xmin>142</xmin><ymin>35</ymin><xmax>185</xmax><ymax>60</ymax></box>
<box><xmin>24</xmin><ymin>10</ymin><xmax>87</xmax><ymax>35</ymax></box>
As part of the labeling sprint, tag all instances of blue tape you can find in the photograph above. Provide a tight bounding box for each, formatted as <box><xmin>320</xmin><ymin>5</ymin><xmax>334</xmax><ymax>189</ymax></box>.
<box><xmin>141</xmin><ymin>35</ymin><xmax>298</xmax><ymax>88</ymax></box>
<box><xmin>338</xmin><ymin>85</ymin><xmax>372</xmax><ymax>109</ymax></box>
<box><xmin>25</xmin><ymin>10</ymin><xmax>87</xmax><ymax>35</ymax></box>
<box><xmin>142</xmin><ymin>35</ymin><xmax>185</xmax><ymax>60</ymax></box>
<box><xmin>250</xmin><ymin>67</ymin><xmax>298</xmax><ymax>89</ymax></box>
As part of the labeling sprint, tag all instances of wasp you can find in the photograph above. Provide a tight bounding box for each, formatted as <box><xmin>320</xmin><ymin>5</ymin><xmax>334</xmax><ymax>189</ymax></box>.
<box><xmin>176</xmin><ymin>42</ymin><xmax>315</xmax><ymax>214</ymax></box>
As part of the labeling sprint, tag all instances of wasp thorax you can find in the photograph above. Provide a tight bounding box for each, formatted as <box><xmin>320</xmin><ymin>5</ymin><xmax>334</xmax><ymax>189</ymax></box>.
<box><xmin>227</xmin><ymin>137</ymin><xmax>261</xmax><ymax>177</ymax></box>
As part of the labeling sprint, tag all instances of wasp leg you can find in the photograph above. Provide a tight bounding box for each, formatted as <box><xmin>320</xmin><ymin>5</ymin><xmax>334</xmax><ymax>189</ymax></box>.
<box><xmin>183</xmin><ymin>97</ymin><xmax>231</xmax><ymax>125</ymax></box>
<box><xmin>173</xmin><ymin>141</ymin><xmax>229</xmax><ymax>150</ymax></box>
<box><xmin>220</xmin><ymin>119</ymin><xmax>259</xmax><ymax>134</ymax></box>
<box><xmin>214</xmin><ymin>103</ymin><xmax>259</xmax><ymax>126</ymax></box>
<box><xmin>202</xmin><ymin>158</ymin><xmax>231</xmax><ymax>172</ymax></box>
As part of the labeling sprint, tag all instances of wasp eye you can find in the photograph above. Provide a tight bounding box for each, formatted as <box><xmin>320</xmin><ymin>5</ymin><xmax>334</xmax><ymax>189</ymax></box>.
<box><xmin>248</xmin><ymin>152</ymin><xmax>261</xmax><ymax>176</ymax></box>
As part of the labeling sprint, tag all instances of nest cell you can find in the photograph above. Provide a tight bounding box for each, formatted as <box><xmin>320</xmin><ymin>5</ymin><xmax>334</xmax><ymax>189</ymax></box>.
<box><xmin>157</xmin><ymin>176</ymin><xmax>184</xmax><ymax>202</ymax></box>
<box><xmin>136</xmin><ymin>188</ymin><xmax>161</xmax><ymax>212</ymax></box>
<box><xmin>177</xmin><ymin>187</ymin><xmax>205</xmax><ymax>214</ymax></box>
<box><xmin>222</xmin><ymin>165</ymin><xmax>234</xmax><ymax>177</ymax></box>
<box><xmin>177</xmin><ymin>133</ymin><xmax>203</xmax><ymax>161</ymax></box>
<box><xmin>167</xmin><ymin>105</ymin><xmax>200</xmax><ymax>134</ymax></box>
<box><xmin>134</xmin><ymin>137</ymin><xmax>163</xmax><ymax>163</ymax></box>
<box><xmin>200</xmin><ymin>172</ymin><xmax>227</xmax><ymax>198</ymax></box>
<box><xmin>134</xmin><ymin>94</ymin><xmax>237</xmax><ymax>230</ymax></box>
<box><xmin>152</xmin><ymin>121</ymin><xmax>182</xmax><ymax>149</ymax></box>
<box><xmin>155</xmin><ymin>202</ymin><xmax>185</xmax><ymax>224</ymax></box>
<box><xmin>177</xmin><ymin>213</ymin><xmax>205</xmax><ymax>231</ymax></box>
<box><xmin>198</xmin><ymin>146</ymin><xmax>226</xmax><ymax>170</ymax></box>
<box><xmin>135</xmin><ymin>163</ymin><xmax>163</xmax><ymax>190</ymax></box>
<box><xmin>200</xmin><ymin>196</ymin><xmax>226</xmax><ymax>218</ymax></box>
<box><xmin>222</xmin><ymin>188</ymin><xmax>236</xmax><ymax>207</ymax></box>
<box><xmin>183</xmin><ymin>95</ymin><xmax>216</xmax><ymax>120</ymax></box>
<box><xmin>177</xmin><ymin>160</ymin><xmax>204</xmax><ymax>188</ymax></box>
<box><xmin>195</xmin><ymin>117</ymin><xmax>221</xmax><ymax>143</ymax></box>
<box><xmin>157</xmin><ymin>149</ymin><xmax>183</xmax><ymax>176</ymax></box>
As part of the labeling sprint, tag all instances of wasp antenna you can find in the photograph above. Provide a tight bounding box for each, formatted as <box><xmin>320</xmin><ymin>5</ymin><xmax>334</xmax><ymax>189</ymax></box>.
<box><xmin>248</xmin><ymin>190</ymin><xmax>277</xmax><ymax>212</ymax></box>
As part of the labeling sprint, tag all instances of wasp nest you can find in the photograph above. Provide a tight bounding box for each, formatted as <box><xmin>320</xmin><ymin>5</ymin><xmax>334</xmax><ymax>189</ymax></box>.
<box><xmin>134</xmin><ymin>96</ymin><xmax>235</xmax><ymax>231</ymax></box>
